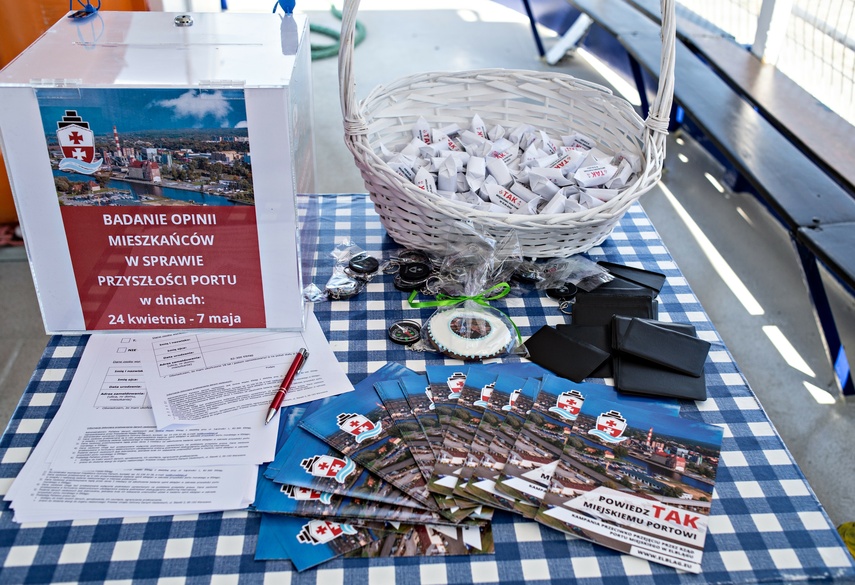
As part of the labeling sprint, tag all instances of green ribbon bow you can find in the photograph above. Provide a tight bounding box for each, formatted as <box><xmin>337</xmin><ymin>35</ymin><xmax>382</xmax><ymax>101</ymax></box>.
<box><xmin>407</xmin><ymin>282</ymin><xmax>521</xmax><ymax>342</ymax></box>
<box><xmin>407</xmin><ymin>282</ymin><xmax>511</xmax><ymax>309</ymax></box>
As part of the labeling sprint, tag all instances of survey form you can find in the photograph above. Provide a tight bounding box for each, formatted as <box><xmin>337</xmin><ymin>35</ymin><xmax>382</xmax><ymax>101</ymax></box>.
<box><xmin>44</xmin><ymin>336</ymin><xmax>278</xmax><ymax>469</ymax></box>
<box><xmin>144</xmin><ymin>312</ymin><xmax>353</xmax><ymax>429</ymax></box>
<box><xmin>5</xmin><ymin>335</ymin><xmax>263</xmax><ymax>522</ymax></box>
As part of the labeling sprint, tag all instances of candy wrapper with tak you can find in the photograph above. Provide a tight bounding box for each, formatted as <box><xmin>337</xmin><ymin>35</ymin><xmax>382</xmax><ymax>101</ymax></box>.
<box><xmin>409</xmin><ymin>224</ymin><xmax>524</xmax><ymax>360</ymax></box>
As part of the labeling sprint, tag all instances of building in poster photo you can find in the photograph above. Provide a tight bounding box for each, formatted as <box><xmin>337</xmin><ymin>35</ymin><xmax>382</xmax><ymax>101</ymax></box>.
<box><xmin>39</xmin><ymin>88</ymin><xmax>254</xmax><ymax>208</ymax></box>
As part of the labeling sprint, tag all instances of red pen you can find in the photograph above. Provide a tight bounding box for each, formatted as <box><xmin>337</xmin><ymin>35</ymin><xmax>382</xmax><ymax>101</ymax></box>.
<box><xmin>265</xmin><ymin>348</ymin><xmax>309</xmax><ymax>424</ymax></box>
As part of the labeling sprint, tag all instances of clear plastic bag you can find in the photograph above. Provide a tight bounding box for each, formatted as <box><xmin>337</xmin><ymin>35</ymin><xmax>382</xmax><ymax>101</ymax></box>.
<box><xmin>536</xmin><ymin>255</ymin><xmax>612</xmax><ymax>292</ymax></box>
<box><xmin>414</xmin><ymin>222</ymin><xmax>523</xmax><ymax>360</ymax></box>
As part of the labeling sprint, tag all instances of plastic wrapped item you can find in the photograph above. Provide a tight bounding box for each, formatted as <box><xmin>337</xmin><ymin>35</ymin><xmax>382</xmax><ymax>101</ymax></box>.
<box><xmin>422</xmin><ymin>301</ymin><xmax>518</xmax><ymax>360</ymax></box>
<box><xmin>536</xmin><ymin>256</ymin><xmax>613</xmax><ymax>292</ymax></box>
<box><xmin>410</xmin><ymin>223</ymin><xmax>523</xmax><ymax>360</ymax></box>
<box><xmin>324</xmin><ymin>267</ymin><xmax>364</xmax><ymax>300</ymax></box>
<box><xmin>323</xmin><ymin>238</ymin><xmax>380</xmax><ymax>300</ymax></box>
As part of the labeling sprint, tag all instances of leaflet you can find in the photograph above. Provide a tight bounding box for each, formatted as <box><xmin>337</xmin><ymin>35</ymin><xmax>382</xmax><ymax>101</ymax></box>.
<box><xmin>534</xmin><ymin>392</ymin><xmax>723</xmax><ymax>574</ymax></box>
<box><xmin>374</xmin><ymin>379</ymin><xmax>437</xmax><ymax>483</ymax></box>
<box><xmin>345</xmin><ymin>522</ymin><xmax>495</xmax><ymax>559</ymax></box>
<box><xmin>253</xmin><ymin>474</ymin><xmax>447</xmax><ymax>525</ymax></box>
<box><xmin>427</xmin><ymin>369</ymin><xmax>496</xmax><ymax>497</ymax></box>
<box><xmin>299</xmin><ymin>372</ymin><xmax>439</xmax><ymax>510</ymax></box>
<box><xmin>454</xmin><ymin>373</ymin><xmax>527</xmax><ymax>500</ymax></box>
<box><xmin>398</xmin><ymin>374</ymin><xmax>444</xmax><ymax>457</ymax></box>
<box><xmin>463</xmin><ymin>376</ymin><xmax>541</xmax><ymax>511</ymax></box>
<box><xmin>258</xmin><ymin>513</ymin><xmax>377</xmax><ymax>571</ymax></box>
<box><xmin>267</xmin><ymin>365</ymin><xmax>427</xmax><ymax>511</ymax></box>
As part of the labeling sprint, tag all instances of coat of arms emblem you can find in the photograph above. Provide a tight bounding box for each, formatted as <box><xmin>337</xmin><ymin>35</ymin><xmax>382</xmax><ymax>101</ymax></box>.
<box><xmin>588</xmin><ymin>410</ymin><xmax>629</xmax><ymax>443</ymax></box>
<box><xmin>280</xmin><ymin>484</ymin><xmax>333</xmax><ymax>504</ymax></box>
<box><xmin>56</xmin><ymin>110</ymin><xmax>103</xmax><ymax>174</ymax></box>
<box><xmin>336</xmin><ymin>413</ymin><xmax>383</xmax><ymax>443</ymax></box>
<box><xmin>300</xmin><ymin>454</ymin><xmax>356</xmax><ymax>484</ymax></box>
<box><xmin>473</xmin><ymin>382</ymin><xmax>495</xmax><ymax>408</ymax></box>
<box><xmin>446</xmin><ymin>372</ymin><xmax>466</xmax><ymax>399</ymax></box>
<box><xmin>296</xmin><ymin>520</ymin><xmax>357</xmax><ymax>545</ymax></box>
<box><xmin>502</xmin><ymin>388</ymin><xmax>521</xmax><ymax>411</ymax></box>
<box><xmin>548</xmin><ymin>390</ymin><xmax>585</xmax><ymax>420</ymax></box>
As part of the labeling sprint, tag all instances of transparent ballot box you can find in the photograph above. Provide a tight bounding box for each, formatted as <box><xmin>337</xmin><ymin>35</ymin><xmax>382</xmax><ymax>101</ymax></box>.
<box><xmin>0</xmin><ymin>11</ymin><xmax>314</xmax><ymax>332</ymax></box>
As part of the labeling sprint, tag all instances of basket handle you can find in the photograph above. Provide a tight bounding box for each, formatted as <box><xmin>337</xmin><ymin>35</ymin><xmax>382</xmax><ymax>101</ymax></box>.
<box><xmin>339</xmin><ymin>0</ymin><xmax>677</xmax><ymax>142</ymax></box>
<box><xmin>339</xmin><ymin>0</ymin><xmax>367</xmax><ymax>138</ymax></box>
<box><xmin>645</xmin><ymin>0</ymin><xmax>677</xmax><ymax>144</ymax></box>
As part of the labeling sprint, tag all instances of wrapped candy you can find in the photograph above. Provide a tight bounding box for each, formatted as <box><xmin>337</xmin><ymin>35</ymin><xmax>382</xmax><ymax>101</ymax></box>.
<box><xmin>384</xmin><ymin>115</ymin><xmax>638</xmax><ymax>216</ymax></box>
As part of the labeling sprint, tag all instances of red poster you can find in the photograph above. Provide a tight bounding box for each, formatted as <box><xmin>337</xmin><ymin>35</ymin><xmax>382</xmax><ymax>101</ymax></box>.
<box><xmin>61</xmin><ymin>206</ymin><xmax>266</xmax><ymax>330</ymax></box>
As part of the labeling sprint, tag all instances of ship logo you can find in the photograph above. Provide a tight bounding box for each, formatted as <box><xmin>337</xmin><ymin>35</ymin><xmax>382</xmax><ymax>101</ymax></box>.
<box><xmin>548</xmin><ymin>390</ymin><xmax>585</xmax><ymax>420</ymax></box>
<box><xmin>336</xmin><ymin>413</ymin><xmax>383</xmax><ymax>443</ymax></box>
<box><xmin>502</xmin><ymin>388</ymin><xmax>521</xmax><ymax>411</ymax></box>
<box><xmin>425</xmin><ymin>386</ymin><xmax>435</xmax><ymax>410</ymax></box>
<box><xmin>56</xmin><ymin>110</ymin><xmax>103</xmax><ymax>174</ymax></box>
<box><xmin>588</xmin><ymin>410</ymin><xmax>629</xmax><ymax>444</ymax></box>
<box><xmin>300</xmin><ymin>454</ymin><xmax>356</xmax><ymax>484</ymax></box>
<box><xmin>473</xmin><ymin>382</ymin><xmax>495</xmax><ymax>408</ymax></box>
<box><xmin>280</xmin><ymin>484</ymin><xmax>333</xmax><ymax>505</ymax></box>
<box><xmin>446</xmin><ymin>372</ymin><xmax>466</xmax><ymax>399</ymax></box>
<box><xmin>296</xmin><ymin>520</ymin><xmax>357</xmax><ymax>545</ymax></box>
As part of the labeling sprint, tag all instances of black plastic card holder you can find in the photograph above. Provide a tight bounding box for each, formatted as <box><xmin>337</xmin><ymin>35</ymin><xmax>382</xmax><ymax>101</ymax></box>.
<box><xmin>580</xmin><ymin>274</ymin><xmax>657</xmax><ymax>297</ymax></box>
<box><xmin>616</xmin><ymin>317</ymin><xmax>711</xmax><ymax>377</ymax></box>
<box><xmin>614</xmin><ymin>354</ymin><xmax>708</xmax><ymax>401</ymax></box>
<box><xmin>611</xmin><ymin>316</ymin><xmax>707</xmax><ymax>401</ymax></box>
<box><xmin>611</xmin><ymin>315</ymin><xmax>696</xmax><ymax>344</ymax></box>
<box><xmin>597</xmin><ymin>261</ymin><xmax>667</xmax><ymax>294</ymax></box>
<box><xmin>555</xmin><ymin>324</ymin><xmax>613</xmax><ymax>378</ymax></box>
<box><xmin>524</xmin><ymin>326</ymin><xmax>611</xmax><ymax>383</ymax></box>
<box><xmin>572</xmin><ymin>293</ymin><xmax>658</xmax><ymax>327</ymax></box>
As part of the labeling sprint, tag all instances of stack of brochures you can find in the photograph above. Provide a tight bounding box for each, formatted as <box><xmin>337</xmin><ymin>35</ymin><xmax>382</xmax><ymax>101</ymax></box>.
<box><xmin>6</xmin><ymin>314</ymin><xmax>353</xmax><ymax>523</ymax></box>
<box><xmin>255</xmin><ymin>361</ymin><xmax>723</xmax><ymax>573</ymax></box>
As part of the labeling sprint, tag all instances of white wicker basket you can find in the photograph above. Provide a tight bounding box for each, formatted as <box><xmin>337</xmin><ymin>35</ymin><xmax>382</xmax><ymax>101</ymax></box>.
<box><xmin>339</xmin><ymin>0</ymin><xmax>676</xmax><ymax>258</ymax></box>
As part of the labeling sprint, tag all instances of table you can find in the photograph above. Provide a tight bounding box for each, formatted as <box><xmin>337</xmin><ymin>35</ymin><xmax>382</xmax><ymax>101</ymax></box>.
<box><xmin>1</xmin><ymin>194</ymin><xmax>853</xmax><ymax>584</ymax></box>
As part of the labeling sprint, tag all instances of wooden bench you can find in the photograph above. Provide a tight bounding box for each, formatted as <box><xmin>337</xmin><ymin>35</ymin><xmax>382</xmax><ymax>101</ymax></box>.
<box><xmin>563</xmin><ymin>0</ymin><xmax>855</xmax><ymax>395</ymax></box>
<box><xmin>625</xmin><ymin>0</ymin><xmax>855</xmax><ymax>199</ymax></box>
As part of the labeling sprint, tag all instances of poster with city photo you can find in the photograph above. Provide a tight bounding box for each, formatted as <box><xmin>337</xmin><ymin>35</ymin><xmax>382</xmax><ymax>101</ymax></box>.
<box><xmin>39</xmin><ymin>88</ymin><xmax>253</xmax><ymax>207</ymax></box>
<box><xmin>34</xmin><ymin>88</ymin><xmax>270</xmax><ymax>330</ymax></box>
<box><xmin>535</xmin><ymin>392</ymin><xmax>723</xmax><ymax>573</ymax></box>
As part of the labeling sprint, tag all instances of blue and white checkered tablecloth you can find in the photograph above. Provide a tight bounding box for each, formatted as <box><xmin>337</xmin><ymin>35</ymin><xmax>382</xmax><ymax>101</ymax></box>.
<box><xmin>1</xmin><ymin>194</ymin><xmax>853</xmax><ymax>584</ymax></box>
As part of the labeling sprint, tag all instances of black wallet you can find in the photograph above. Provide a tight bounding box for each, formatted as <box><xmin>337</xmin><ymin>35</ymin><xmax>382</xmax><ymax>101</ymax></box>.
<box><xmin>616</xmin><ymin>317</ymin><xmax>710</xmax><ymax>377</ymax></box>
<box><xmin>597</xmin><ymin>261</ymin><xmax>667</xmax><ymax>294</ymax></box>
<box><xmin>614</xmin><ymin>354</ymin><xmax>708</xmax><ymax>401</ymax></box>
<box><xmin>612</xmin><ymin>315</ymin><xmax>696</xmax><ymax>343</ymax></box>
<box><xmin>572</xmin><ymin>292</ymin><xmax>658</xmax><ymax>327</ymax></box>
<box><xmin>611</xmin><ymin>316</ymin><xmax>708</xmax><ymax>401</ymax></box>
<box><xmin>572</xmin><ymin>274</ymin><xmax>659</xmax><ymax>327</ymax></box>
<box><xmin>555</xmin><ymin>323</ymin><xmax>613</xmax><ymax>377</ymax></box>
<box><xmin>524</xmin><ymin>325</ymin><xmax>611</xmax><ymax>383</ymax></box>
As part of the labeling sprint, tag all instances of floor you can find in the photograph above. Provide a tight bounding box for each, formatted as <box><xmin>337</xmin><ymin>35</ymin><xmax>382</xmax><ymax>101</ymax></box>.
<box><xmin>1</xmin><ymin>0</ymin><xmax>853</xmax><ymax>530</ymax></box>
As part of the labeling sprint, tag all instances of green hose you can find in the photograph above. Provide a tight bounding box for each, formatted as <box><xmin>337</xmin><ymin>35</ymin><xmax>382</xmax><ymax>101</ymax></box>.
<box><xmin>309</xmin><ymin>4</ymin><xmax>366</xmax><ymax>60</ymax></box>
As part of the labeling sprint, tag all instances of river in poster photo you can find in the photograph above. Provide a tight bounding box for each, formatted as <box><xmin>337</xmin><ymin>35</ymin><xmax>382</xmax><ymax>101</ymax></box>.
<box><xmin>35</xmin><ymin>88</ymin><xmax>265</xmax><ymax>329</ymax></box>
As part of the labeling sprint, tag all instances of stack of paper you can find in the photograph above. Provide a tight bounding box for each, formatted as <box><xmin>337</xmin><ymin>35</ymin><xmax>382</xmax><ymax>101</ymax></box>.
<box><xmin>255</xmin><ymin>361</ymin><xmax>723</xmax><ymax>573</ymax></box>
<box><xmin>6</xmin><ymin>313</ymin><xmax>353</xmax><ymax>523</ymax></box>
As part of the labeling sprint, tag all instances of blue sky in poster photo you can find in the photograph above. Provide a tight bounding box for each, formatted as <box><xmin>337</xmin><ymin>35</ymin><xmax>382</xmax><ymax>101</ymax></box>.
<box><xmin>36</xmin><ymin>87</ymin><xmax>249</xmax><ymax>136</ymax></box>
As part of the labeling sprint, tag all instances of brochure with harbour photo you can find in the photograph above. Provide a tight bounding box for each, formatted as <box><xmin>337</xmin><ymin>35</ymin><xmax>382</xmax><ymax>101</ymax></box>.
<box><xmin>534</xmin><ymin>392</ymin><xmax>722</xmax><ymax>574</ymax></box>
